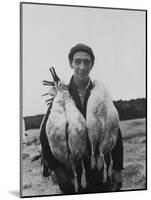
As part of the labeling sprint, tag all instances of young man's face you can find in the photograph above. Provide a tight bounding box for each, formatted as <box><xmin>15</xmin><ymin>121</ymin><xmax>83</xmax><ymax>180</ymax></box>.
<box><xmin>71</xmin><ymin>51</ymin><xmax>93</xmax><ymax>81</ymax></box>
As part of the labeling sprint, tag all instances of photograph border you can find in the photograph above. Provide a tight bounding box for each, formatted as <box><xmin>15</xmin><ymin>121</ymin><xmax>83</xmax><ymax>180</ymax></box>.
<box><xmin>20</xmin><ymin>2</ymin><xmax>147</xmax><ymax>198</ymax></box>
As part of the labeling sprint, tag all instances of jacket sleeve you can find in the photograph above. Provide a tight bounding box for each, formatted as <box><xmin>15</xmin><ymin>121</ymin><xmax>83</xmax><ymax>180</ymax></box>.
<box><xmin>40</xmin><ymin>101</ymin><xmax>60</xmax><ymax>171</ymax></box>
<box><xmin>112</xmin><ymin>128</ymin><xmax>124</xmax><ymax>170</ymax></box>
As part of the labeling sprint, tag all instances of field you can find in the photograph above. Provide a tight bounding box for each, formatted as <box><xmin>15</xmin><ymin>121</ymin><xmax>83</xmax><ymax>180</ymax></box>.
<box><xmin>21</xmin><ymin>118</ymin><xmax>146</xmax><ymax>197</ymax></box>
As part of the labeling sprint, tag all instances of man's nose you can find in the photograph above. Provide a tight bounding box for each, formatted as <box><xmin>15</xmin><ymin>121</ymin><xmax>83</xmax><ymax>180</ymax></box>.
<box><xmin>80</xmin><ymin>61</ymin><xmax>85</xmax><ymax>69</ymax></box>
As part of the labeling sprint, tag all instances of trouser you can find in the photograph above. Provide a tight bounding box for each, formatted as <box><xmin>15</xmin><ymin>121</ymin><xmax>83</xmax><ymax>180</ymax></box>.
<box><xmin>54</xmin><ymin>165</ymin><xmax>118</xmax><ymax>194</ymax></box>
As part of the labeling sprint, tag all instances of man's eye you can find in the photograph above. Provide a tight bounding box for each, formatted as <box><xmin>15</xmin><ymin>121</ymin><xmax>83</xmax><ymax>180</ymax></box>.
<box><xmin>73</xmin><ymin>59</ymin><xmax>91</xmax><ymax>66</ymax></box>
<box><xmin>84</xmin><ymin>60</ymin><xmax>91</xmax><ymax>66</ymax></box>
<box><xmin>74</xmin><ymin>59</ymin><xmax>81</xmax><ymax>65</ymax></box>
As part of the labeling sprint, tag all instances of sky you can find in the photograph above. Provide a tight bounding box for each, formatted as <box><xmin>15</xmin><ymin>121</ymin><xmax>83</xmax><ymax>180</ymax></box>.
<box><xmin>22</xmin><ymin>3</ymin><xmax>146</xmax><ymax>116</ymax></box>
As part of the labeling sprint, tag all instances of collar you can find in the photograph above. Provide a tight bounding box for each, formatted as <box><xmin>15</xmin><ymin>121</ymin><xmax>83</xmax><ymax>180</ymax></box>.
<box><xmin>68</xmin><ymin>76</ymin><xmax>92</xmax><ymax>96</ymax></box>
<box><xmin>68</xmin><ymin>76</ymin><xmax>93</xmax><ymax>118</ymax></box>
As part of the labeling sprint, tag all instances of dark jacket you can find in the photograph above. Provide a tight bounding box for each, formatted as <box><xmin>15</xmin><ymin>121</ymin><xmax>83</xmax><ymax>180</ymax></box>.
<box><xmin>40</xmin><ymin>76</ymin><xmax>124</xmax><ymax>193</ymax></box>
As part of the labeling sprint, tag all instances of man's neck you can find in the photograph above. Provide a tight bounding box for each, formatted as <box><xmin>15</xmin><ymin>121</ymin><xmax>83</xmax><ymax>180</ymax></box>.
<box><xmin>74</xmin><ymin>76</ymin><xmax>90</xmax><ymax>90</ymax></box>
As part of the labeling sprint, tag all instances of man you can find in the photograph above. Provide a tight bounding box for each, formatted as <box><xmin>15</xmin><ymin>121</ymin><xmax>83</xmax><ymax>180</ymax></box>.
<box><xmin>40</xmin><ymin>43</ymin><xmax>124</xmax><ymax>194</ymax></box>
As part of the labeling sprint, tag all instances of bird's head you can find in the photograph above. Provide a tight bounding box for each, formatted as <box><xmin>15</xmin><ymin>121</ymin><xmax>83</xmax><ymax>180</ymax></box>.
<box><xmin>49</xmin><ymin>67</ymin><xmax>61</xmax><ymax>89</ymax></box>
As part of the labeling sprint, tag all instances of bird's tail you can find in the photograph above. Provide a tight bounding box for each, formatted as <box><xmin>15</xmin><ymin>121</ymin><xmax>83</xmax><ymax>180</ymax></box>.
<box><xmin>97</xmin><ymin>154</ymin><xmax>104</xmax><ymax>171</ymax></box>
<box><xmin>90</xmin><ymin>144</ymin><xmax>96</xmax><ymax>169</ymax></box>
<box><xmin>97</xmin><ymin>146</ymin><xmax>104</xmax><ymax>171</ymax></box>
<box><xmin>102</xmin><ymin>155</ymin><xmax>107</xmax><ymax>183</ymax></box>
<box><xmin>108</xmin><ymin>152</ymin><xmax>113</xmax><ymax>182</ymax></box>
<box><xmin>81</xmin><ymin>161</ymin><xmax>87</xmax><ymax>189</ymax></box>
<box><xmin>72</xmin><ymin>166</ymin><xmax>78</xmax><ymax>193</ymax></box>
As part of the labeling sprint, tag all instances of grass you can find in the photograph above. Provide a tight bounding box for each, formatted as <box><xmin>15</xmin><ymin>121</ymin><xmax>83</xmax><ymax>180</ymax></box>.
<box><xmin>21</xmin><ymin>118</ymin><xmax>146</xmax><ymax>196</ymax></box>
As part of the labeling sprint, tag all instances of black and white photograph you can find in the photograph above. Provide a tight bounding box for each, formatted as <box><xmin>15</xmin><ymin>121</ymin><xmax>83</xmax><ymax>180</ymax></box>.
<box><xmin>20</xmin><ymin>2</ymin><xmax>147</xmax><ymax>198</ymax></box>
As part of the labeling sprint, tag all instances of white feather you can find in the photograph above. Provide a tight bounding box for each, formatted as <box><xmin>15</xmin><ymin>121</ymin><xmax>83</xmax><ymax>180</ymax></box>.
<box><xmin>46</xmin><ymin>88</ymin><xmax>69</xmax><ymax>165</ymax></box>
<box><xmin>86</xmin><ymin>80</ymin><xmax>119</xmax><ymax>172</ymax></box>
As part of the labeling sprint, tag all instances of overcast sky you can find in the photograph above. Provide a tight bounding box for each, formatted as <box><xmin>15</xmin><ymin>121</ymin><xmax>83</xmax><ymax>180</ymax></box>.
<box><xmin>22</xmin><ymin>3</ymin><xmax>146</xmax><ymax>116</ymax></box>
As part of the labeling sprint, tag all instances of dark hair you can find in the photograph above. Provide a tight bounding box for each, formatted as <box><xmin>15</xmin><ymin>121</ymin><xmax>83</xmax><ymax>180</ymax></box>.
<box><xmin>68</xmin><ymin>43</ymin><xmax>95</xmax><ymax>66</ymax></box>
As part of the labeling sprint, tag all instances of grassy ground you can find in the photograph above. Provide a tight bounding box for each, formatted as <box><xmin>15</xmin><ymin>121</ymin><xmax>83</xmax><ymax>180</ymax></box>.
<box><xmin>120</xmin><ymin>118</ymin><xmax>146</xmax><ymax>190</ymax></box>
<box><xmin>21</xmin><ymin>118</ymin><xmax>146</xmax><ymax>196</ymax></box>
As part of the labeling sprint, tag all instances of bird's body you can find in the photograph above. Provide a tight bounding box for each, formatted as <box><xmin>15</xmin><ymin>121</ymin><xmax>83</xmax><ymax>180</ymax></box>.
<box><xmin>64</xmin><ymin>90</ymin><xmax>87</xmax><ymax>162</ymax></box>
<box><xmin>44</xmin><ymin>67</ymin><xmax>88</xmax><ymax>192</ymax></box>
<box><xmin>46</xmin><ymin>89</ymin><xmax>69</xmax><ymax>166</ymax></box>
<box><xmin>44</xmin><ymin>68</ymin><xmax>88</xmax><ymax>192</ymax></box>
<box><xmin>86</xmin><ymin>80</ymin><xmax>119</xmax><ymax>181</ymax></box>
<box><xmin>64</xmin><ymin>88</ymin><xmax>87</xmax><ymax>192</ymax></box>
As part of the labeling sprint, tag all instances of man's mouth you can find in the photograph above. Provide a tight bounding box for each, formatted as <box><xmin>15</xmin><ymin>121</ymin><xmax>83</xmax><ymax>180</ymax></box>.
<box><xmin>78</xmin><ymin>71</ymin><xmax>87</xmax><ymax>76</ymax></box>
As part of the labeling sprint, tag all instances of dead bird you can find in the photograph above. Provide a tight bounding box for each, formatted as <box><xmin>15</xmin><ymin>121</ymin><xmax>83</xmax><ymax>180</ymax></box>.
<box><xmin>63</xmin><ymin>85</ymin><xmax>87</xmax><ymax>192</ymax></box>
<box><xmin>45</xmin><ymin>68</ymin><xmax>69</xmax><ymax>168</ymax></box>
<box><xmin>44</xmin><ymin>67</ymin><xmax>87</xmax><ymax>192</ymax></box>
<box><xmin>86</xmin><ymin>80</ymin><xmax>119</xmax><ymax>182</ymax></box>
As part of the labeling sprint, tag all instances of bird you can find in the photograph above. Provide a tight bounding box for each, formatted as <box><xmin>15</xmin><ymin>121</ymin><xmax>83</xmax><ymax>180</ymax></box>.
<box><xmin>63</xmin><ymin>85</ymin><xmax>87</xmax><ymax>192</ymax></box>
<box><xmin>44</xmin><ymin>67</ymin><xmax>88</xmax><ymax>192</ymax></box>
<box><xmin>45</xmin><ymin>68</ymin><xmax>70</xmax><ymax>168</ymax></box>
<box><xmin>86</xmin><ymin>80</ymin><xmax>119</xmax><ymax>182</ymax></box>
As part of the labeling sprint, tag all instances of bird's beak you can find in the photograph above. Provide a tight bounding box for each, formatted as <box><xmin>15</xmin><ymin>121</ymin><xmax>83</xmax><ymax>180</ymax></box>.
<box><xmin>42</xmin><ymin>80</ymin><xmax>55</xmax><ymax>86</ymax></box>
<box><xmin>49</xmin><ymin>67</ymin><xmax>60</xmax><ymax>83</ymax></box>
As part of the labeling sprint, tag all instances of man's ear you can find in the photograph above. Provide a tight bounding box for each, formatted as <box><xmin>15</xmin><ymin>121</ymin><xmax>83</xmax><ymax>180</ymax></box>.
<box><xmin>90</xmin><ymin>64</ymin><xmax>93</xmax><ymax>71</ymax></box>
<box><xmin>70</xmin><ymin>61</ymin><xmax>73</xmax><ymax>69</ymax></box>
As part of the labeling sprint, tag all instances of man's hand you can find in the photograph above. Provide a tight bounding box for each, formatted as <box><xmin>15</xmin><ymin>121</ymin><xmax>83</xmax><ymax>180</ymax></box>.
<box><xmin>112</xmin><ymin>170</ymin><xmax>122</xmax><ymax>191</ymax></box>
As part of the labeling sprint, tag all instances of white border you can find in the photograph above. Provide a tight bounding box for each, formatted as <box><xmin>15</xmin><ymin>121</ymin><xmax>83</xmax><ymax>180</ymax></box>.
<box><xmin>0</xmin><ymin>0</ymin><xmax>149</xmax><ymax>199</ymax></box>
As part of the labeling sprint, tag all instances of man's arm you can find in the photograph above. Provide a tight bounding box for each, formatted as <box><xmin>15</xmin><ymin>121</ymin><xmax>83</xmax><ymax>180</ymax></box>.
<box><xmin>40</xmin><ymin>102</ymin><xmax>60</xmax><ymax>172</ymax></box>
<box><xmin>111</xmin><ymin>128</ymin><xmax>124</xmax><ymax>191</ymax></box>
<box><xmin>112</xmin><ymin>128</ymin><xmax>124</xmax><ymax>170</ymax></box>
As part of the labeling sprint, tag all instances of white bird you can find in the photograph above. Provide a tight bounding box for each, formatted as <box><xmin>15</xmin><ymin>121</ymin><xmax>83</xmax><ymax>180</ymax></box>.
<box><xmin>45</xmin><ymin>68</ymin><xmax>69</xmax><ymax>168</ymax></box>
<box><xmin>44</xmin><ymin>67</ymin><xmax>87</xmax><ymax>192</ymax></box>
<box><xmin>86</xmin><ymin>80</ymin><xmax>119</xmax><ymax>182</ymax></box>
<box><xmin>64</xmin><ymin>87</ymin><xmax>87</xmax><ymax>192</ymax></box>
